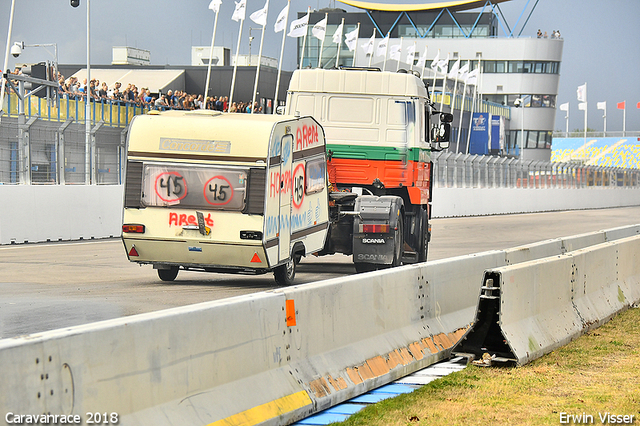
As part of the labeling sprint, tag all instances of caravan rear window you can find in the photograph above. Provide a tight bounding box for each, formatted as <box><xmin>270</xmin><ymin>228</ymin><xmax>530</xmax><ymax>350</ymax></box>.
<box><xmin>141</xmin><ymin>163</ymin><xmax>247</xmax><ymax>211</ymax></box>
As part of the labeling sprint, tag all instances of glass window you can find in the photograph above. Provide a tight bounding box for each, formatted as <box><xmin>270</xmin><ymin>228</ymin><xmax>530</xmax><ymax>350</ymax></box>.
<box><xmin>495</xmin><ymin>61</ymin><xmax>507</xmax><ymax>73</ymax></box>
<box><xmin>142</xmin><ymin>164</ymin><xmax>248</xmax><ymax>211</ymax></box>
<box><xmin>305</xmin><ymin>157</ymin><xmax>326</xmax><ymax>195</ymax></box>
<box><xmin>508</xmin><ymin>61</ymin><xmax>520</xmax><ymax>73</ymax></box>
<box><xmin>527</xmin><ymin>131</ymin><xmax>538</xmax><ymax>149</ymax></box>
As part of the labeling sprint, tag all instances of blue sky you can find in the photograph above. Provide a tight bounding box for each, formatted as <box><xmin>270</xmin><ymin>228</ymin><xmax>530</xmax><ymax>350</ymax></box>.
<box><xmin>1</xmin><ymin>0</ymin><xmax>638</xmax><ymax>132</ymax></box>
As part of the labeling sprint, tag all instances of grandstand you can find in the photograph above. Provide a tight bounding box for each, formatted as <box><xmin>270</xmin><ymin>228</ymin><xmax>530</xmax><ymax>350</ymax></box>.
<box><xmin>551</xmin><ymin>137</ymin><xmax>640</xmax><ymax>169</ymax></box>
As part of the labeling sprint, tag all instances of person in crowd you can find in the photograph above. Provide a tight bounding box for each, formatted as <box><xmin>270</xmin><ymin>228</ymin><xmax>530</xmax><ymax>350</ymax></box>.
<box><xmin>215</xmin><ymin>95</ymin><xmax>224</xmax><ymax>111</ymax></box>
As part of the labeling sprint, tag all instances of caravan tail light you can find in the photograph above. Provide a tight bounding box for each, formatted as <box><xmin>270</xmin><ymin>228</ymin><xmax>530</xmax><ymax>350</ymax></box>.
<box><xmin>360</xmin><ymin>224</ymin><xmax>390</xmax><ymax>234</ymax></box>
<box><xmin>123</xmin><ymin>224</ymin><xmax>145</xmax><ymax>234</ymax></box>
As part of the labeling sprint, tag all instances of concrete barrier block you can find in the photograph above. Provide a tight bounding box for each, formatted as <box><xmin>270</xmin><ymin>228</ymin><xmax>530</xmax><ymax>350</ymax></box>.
<box><xmin>604</xmin><ymin>224</ymin><xmax>640</xmax><ymax>242</ymax></box>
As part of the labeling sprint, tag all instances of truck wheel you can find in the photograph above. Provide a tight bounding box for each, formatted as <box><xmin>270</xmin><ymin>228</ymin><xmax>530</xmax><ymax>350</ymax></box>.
<box><xmin>158</xmin><ymin>266</ymin><xmax>179</xmax><ymax>282</ymax></box>
<box><xmin>418</xmin><ymin>208</ymin><xmax>429</xmax><ymax>263</ymax></box>
<box><xmin>274</xmin><ymin>256</ymin><xmax>297</xmax><ymax>286</ymax></box>
<box><xmin>354</xmin><ymin>262</ymin><xmax>377</xmax><ymax>273</ymax></box>
<box><xmin>392</xmin><ymin>217</ymin><xmax>404</xmax><ymax>267</ymax></box>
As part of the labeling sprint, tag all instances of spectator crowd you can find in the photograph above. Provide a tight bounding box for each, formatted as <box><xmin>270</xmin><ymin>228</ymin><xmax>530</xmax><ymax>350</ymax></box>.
<box><xmin>2</xmin><ymin>66</ymin><xmax>264</xmax><ymax>113</ymax></box>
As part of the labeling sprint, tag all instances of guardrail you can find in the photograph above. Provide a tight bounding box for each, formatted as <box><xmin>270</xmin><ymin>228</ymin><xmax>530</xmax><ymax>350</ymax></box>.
<box><xmin>1</xmin><ymin>224</ymin><xmax>638</xmax><ymax>425</ymax></box>
<box><xmin>432</xmin><ymin>152</ymin><xmax>640</xmax><ymax>189</ymax></box>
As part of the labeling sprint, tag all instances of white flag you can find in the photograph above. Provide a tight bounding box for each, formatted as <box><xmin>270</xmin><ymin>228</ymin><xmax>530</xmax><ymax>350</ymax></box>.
<box><xmin>438</xmin><ymin>53</ymin><xmax>450</xmax><ymax>74</ymax></box>
<box><xmin>418</xmin><ymin>46</ymin><xmax>428</xmax><ymax>67</ymax></box>
<box><xmin>465</xmin><ymin>68</ymin><xmax>478</xmax><ymax>85</ymax></box>
<box><xmin>332</xmin><ymin>22</ymin><xmax>344</xmax><ymax>44</ymax></box>
<box><xmin>458</xmin><ymin>62</ymin><xmax>469</xmax><ymax>79</ymax></box>
<box><xmin>231</xmin><ymin>0</ymin><xmax>246</xmax><ymax>21</ymax></box>
<box><xmin>311</xmin><ymin>16</ymin><xmax>327</xmax><ymax>41</ymax></box>
<box><xmin>250</xmin><ymin>0</ymin><xmax>269</xmax><ymax>26</ymax></box>
<box><xmin>578</xmin><ymin>102</ymin><xmax>587</xmax><ymax>111</ymax></box>
<box><xmin>448</xmin><ymin>58</ymin><xmax>460</xmax><ymax>79</ymax></box>
<box><xmin>376</xmin><ymin>34</ymin><xmax>389</xmax><ymax>57</ymax></box>
<box><xmin>362</xmin><ymin>33</ymin><xmax>374</xmax><ymax>55</ymax></box>
<box><xmin>274</xmin><ymin>3</ymin><xmax>289</xmax><ymax>33</ymax></box>
<box><xmin>389</xmin><ymin>44</ymin><xmax>401</xmax><ymax>61</ymax></box>
<box><xmin>576</xmin><ymin>83</ymin><xmax>587</xmax><ymax>102</ymax></box>
<box><xmin>430</xmin><ymin>50</ymin><xmax>440</xmax><ymax>70</ymax></box>
<box><xmin>288</xmin><ymin>12</ymin><xmax>309</xmax><ymax>38</ymax></box>
<box><xmin>345</xmin><ymin>27</ymin><xmax>358</xmax><ymax>51</ymax></box>
<box><xmin>404</xmin><ymin>44</ymin><xmax>416</xmax><ymax>65</ymax></box>
<box><xmin>208</xmin><ymin>0</ymin><xmax>222</xmax><ymax>13</ymax></box>
<box><xmin>559</xmin><ymin>102</ymin><xmax>569</xmax><ymax>112</ymax></box>
<box><xmin>597</xmin><ymin>101</ymin><xmax>606</xmax><ymax>111</ymax></box>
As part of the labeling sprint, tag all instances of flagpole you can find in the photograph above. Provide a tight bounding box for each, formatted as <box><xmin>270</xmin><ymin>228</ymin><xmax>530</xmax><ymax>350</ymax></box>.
<box><xmin>466</xmin><ymin>82</ymin><xmax>477</xmax><ymax>155</ymax></box>
<box><xmin>351</xmin><ymin>22</ymin><xmax>359</xmax><ymax>67</ymax></box>
<box><xmin>382</xmin><ymin>33</ymin><xmax>389</xmax><ymax>72</ymax></box>
<box><xmin>229</xmin><ymin>15</ymin><xmax>245</xmax><ymax>109</ymax></box>
<box><xmin>431</xmin><ymin>49</ymin><xmax>439</xmax><ymax>101</ymax></box>
<box><xmin>368</xmin><ymin>28</ymin><xmax>376</xmax><ymax>67</ymax></box>
<box><xmin>456</xmin><ymin>60</ymin><xmax>470</xmax><ymax>151</ymax></box>
<box><xmin>396</xmin><ymin>37</ymin><xmax>402</xmax><ymax>71</ymax></box>
<box><xmin>439</xmin><ymin>54</ymin><xmax>448</xmax><ymax>112</ymax></box>
<box><xmin>204</xmin><ymin>4</ymin><xmax>220</xmax><ymax>103</ymax></box>
<box><xmin>624</xmin><ymin>103</ymin><xmax>627</xmax><ymax>136</ymax></box>
<box><xmin>420</xmin><ymin>45</ymin><xmax>426</xmax><ymax>78</ymax></box>
<box><xmin>317</xmin><ymin>13</ymin><xmax>327</xmax><ymax>68</ymax></box>
<box><xmin>410</xmin><ymin>41</ymin><xmax>416</xmax><ymax>73</ymax></box>
<box><xmin>251</xmin><ymin>10</ymin><xmax>268</xmax><ymax>114</ymax></box>
<box><xmin>299</xmin><ymin>7</ymin><xmax>310</xmax><ymax>69</ymax></box>
<box><xmin>335</xmin><ymin>17</ymin><xmax>344</xmax><ymax>67</ymax></box>
<box><xmin>273</xmin><ymin>0</ymin><xmax>290</xmax><ymax>112</ymax></box>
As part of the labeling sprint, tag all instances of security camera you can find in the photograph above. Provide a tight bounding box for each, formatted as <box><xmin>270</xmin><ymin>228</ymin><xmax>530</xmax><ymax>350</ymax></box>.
<box><xmin>10</xmin><ymin>43</ymin><xmax>22</xmax><ymax>58</ymax></box>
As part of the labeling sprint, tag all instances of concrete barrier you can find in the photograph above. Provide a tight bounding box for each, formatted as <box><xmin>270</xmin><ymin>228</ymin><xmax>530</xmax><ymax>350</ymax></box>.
<box><xmin>454</xmin><ymin>234</ymin><xmax>640</xmax><ymax>366</ymax></box>
<box><xmin>431</xmin><ymin>187</ymin><xmax>640</xmax><ymax>217</ymax></box>
<box><xmin>1</xmin><ymin>225</ymin><xmax>639</xmax><ymax>425</ymax></box>
<box><xmin>2</xmin><ymin>184</ymin><xmax>640</xmax><ymax>245</ymax></box>
<box><xmin>0</xmin><ymin>250</ymin><xmax>498</xmax><ymax>426</ymax></box>
<box><xmin>0</xmin><ymin>185</ymin><xmax>123</xmax><ymax>245</ymax></box>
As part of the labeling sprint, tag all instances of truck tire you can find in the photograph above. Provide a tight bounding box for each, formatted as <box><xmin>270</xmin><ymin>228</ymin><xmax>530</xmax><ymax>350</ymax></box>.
<box><xmin>392</xmin><ymin>216</ymin><xmax>404</xmax><ymax>267</ymax></box>
<box><xmin>418</xmin><ymin>208</ymin><xmax>429</xmax><ymax>263</ymax></box>
<box><xmin>158</xmin><ymin>266</ymin><xmax>179</xmax><ymax>282</ymax></box>
<box><xmin>274</xmin><ymin>256</ymin><xmax>298</xmax><ymax>286</ymax></box>
<box><xmin>354</xmin><ymin>262</ymin><xmax>377</xmax><ymax>273</ymax></box>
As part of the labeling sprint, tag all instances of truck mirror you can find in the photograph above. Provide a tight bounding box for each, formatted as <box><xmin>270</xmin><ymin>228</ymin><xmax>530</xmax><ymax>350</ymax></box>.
<box><xmin>430</xmin><ymin>123</ymin><xmax>451</xmax><ymax>151</ymax></box>
<box><xmin>440</xmin><ymin>112</ymin><xmax>453</xmax><ymax>123</ymax></box>
<box><xmin>275</xmin><ymin>106</ymin><xmax>286</xmax><ymax>115</ymax></box>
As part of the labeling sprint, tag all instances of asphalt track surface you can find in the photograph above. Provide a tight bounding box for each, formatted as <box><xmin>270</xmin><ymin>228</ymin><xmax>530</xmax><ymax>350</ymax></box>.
<box><xmin>1</xmin><ymin>206</ymin><xmax>639</xmax><ymax>339</ymax></box>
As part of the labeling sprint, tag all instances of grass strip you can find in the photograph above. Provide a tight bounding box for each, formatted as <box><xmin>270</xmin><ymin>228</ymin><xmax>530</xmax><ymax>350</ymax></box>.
<box><xmin>335</xmin><ymin>307</ymin><xmax>640</xmax><ymax>426</ymax></box>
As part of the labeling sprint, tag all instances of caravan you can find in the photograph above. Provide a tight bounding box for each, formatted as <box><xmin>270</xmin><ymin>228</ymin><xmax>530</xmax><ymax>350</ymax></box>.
<box><xmin>122</xmin><ymin>110</ymin><xmax>329</xmax><ymax>285</ymax></box>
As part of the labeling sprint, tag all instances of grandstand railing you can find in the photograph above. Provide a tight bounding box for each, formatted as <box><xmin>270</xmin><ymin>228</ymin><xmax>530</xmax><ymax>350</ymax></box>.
<box><xmin>432</xmin><ymin>152</ymin><xmax>640</xmax><ymax>189</ymax></box>
<box><xmin>2</xmin><ymin>92</ymin><xmax>151</xmax><ymax>128</ymax></box>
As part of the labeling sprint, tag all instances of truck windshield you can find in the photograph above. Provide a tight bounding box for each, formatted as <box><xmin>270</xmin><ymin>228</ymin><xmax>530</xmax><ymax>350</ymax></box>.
<box><xmin>141</xmin><ymin>163</ymin><xmax>248</xmax><ymax>211</ymax></box>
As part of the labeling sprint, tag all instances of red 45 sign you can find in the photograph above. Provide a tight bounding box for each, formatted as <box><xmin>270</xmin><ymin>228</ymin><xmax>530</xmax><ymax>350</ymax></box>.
<box><xmin>292</xmin><ymin>164</ymin><xmax>305</xmax><ymax>209</ymax></box>
<box><xmin>204</xmin><ymin>175</ymin><xmax>234</xmax><ymax>205</ymax></box>
<box><xmin>154</xmin><ymin>172</ymin><xmax>187</xmax><ymax>202</ymax></box>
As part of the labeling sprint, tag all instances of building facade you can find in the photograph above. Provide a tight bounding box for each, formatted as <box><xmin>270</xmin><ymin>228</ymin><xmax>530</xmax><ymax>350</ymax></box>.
<box><xmin>294</xmin><ymin>3</ymin><xmax>563</xmax><ymax>161</ymax></box>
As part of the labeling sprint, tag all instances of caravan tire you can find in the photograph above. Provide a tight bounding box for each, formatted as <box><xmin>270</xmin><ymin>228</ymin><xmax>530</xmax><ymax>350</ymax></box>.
<box><xmin>274</xmin><ymin>257</ymin><xmax>297</xmax><ymax>286</ymax></box>
<box><xmin>158</xmin><ymin>266</ymin><xmax>179</xmax><ymax>282</ymax></box>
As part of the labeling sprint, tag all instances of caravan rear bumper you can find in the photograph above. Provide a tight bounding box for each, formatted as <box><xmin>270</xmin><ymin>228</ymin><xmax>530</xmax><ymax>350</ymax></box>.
<box><xmin>122</xmin><ymin>237</ymin><xmax>270</xmax><ymax>271</ymax></box>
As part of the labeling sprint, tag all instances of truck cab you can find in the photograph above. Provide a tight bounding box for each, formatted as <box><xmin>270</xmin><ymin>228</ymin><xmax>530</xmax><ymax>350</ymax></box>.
<box><xmin>284</xmin><ymin>68</ymin><xmax>450</xmax><ymax>271</ymax></box>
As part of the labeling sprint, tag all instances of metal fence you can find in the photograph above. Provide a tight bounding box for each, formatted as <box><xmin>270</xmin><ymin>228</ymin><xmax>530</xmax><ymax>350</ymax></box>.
<box><xmin>432</xmin><ymin>152</ymin><xmax>640</xmax><ymax>189</ymax></box>
<box><xmin>0</xmin><ymin>115</ymin><xmax>125</xmax><ymax>185</ymax></box>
